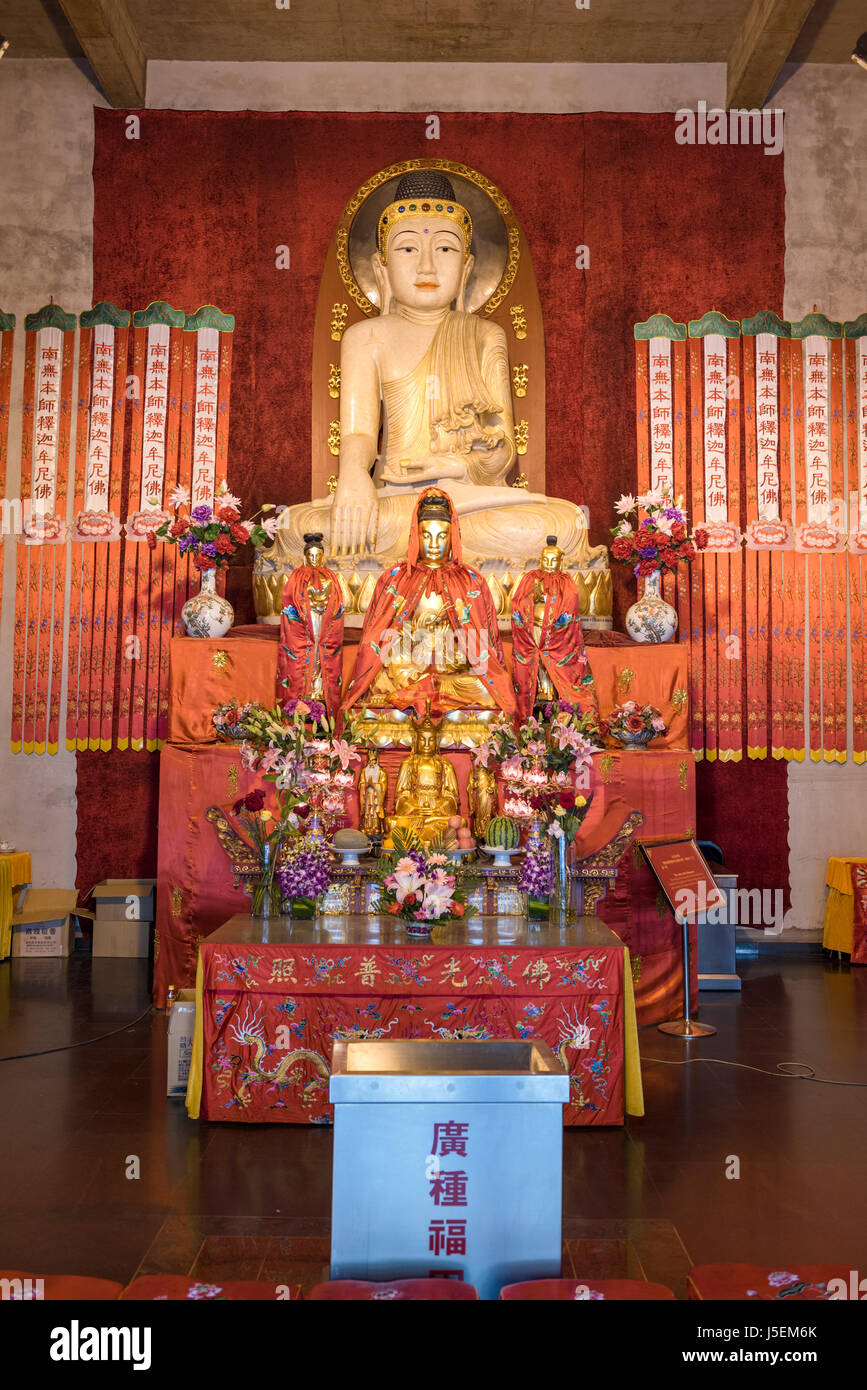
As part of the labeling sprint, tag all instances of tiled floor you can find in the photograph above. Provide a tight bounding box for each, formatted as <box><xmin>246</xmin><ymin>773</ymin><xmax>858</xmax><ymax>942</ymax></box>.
<box><xmin>1</xmin><ymin>951</ymin><xmax>865</xmax><ymax>1296</ymax></box>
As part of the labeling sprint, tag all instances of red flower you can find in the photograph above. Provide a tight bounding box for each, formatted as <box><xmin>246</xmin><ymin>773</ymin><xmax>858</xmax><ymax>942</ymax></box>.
<box><xmin>195</xmin><ymin>555</ymin><xmax>216</xmax><ymax>572</ymax></box>
<box><xmin>638</xmin><ymin>558</ymin><xmax>657</xmax><ymax>577</ymax></box>
<box><xmin>244</xmin><ymin>789</ymin><xmax>265</xmax><ymax>812</ymax></box>
<box><xmin>387</xmin><ymin>902</ymin><xmax>402</xmax><ymax>915</ymax></box>
<box><xmin>169</xmin><ymin>520</ymin><xmax>188</xmax><ymax>538</ymax></box>
<box><xmin>679</xmin><ymin>541</ymin><xmax>696</xmax><ymax>561</ymax></box>
<box><xmin>626</xmin><ymin>714</ymin><xmax>645</xmax><ymax>733</ymax></box>
<box><xmin>225</xmin><ymin>708</ymin><xmax>239</xmax><ymax>726</ymax></box>
<box><xmin>559</xmin><ymin>790</ymin><xmax>576</xmax><ymax>812</ymax></box>
<box><xmin>217</xmin><ymin>506</ymin><xmax>240</xmax><ymax>523</ymax></box>
<box><xmin>403</xmin><ymin>892</ymin><xmax>417</xmax><ymax>908</ymax></box>
<box><xmin>693</xmin><ymin>529</ymin><xmax>708</xmax><ymax>551</ymax></box>
<box><xmin>215</xmin><ymin>534</ymin><xmax>234</xmax><ymax>555</ymax></box>
<box><xmin>611</xmin><ymin>536</ymin><xmax>634</xmax><ymax>561</ymax></box>
<box><xmin>671</xmin><ymin>521</ymin><xmax>686</xmax><ymax>542</ymax></box>
<box><xmin>294</xmin><ymin>802</ymin><xmax>310</xmax><ymax>820</ymax></box>
<box><xmin>449</xmin><ymin>902</ymin><xmax>465</xmax><ymax>917</ymax></box>
<box><xmin>146</xmin><ymin>531</ymin><xmax>157</xmax><ymax>550</ymax></box>
<box><xmin>230</xmin><ymin>522</ymin><xmax>250</xmax><ymax>544</ymax></box>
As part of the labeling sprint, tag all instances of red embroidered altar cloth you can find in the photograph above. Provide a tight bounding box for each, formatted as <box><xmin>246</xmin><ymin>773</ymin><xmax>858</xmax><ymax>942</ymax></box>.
<box><xmin>186</xmin><ymin>915</ymin><xmax>643</xmax><ymax>1128</ymax></box>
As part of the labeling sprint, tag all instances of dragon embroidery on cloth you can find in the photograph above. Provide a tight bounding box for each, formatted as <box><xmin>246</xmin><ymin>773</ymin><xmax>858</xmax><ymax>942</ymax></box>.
<box><xmin>227</xmin><ymin>1003</ymin><xmax>399</xmax><ymax>1107</ymax></box>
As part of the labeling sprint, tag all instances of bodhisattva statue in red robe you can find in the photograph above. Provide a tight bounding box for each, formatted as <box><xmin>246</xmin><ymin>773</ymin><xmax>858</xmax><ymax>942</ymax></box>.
<box><xmin>342</xmin><ymin>488</ymin><xmax>515</xmax><ymax>720</ymax></box>
<box><xmin>511</xmin><ymin>535</ymin><xmax>599</xmax><ymax>727</ymax></box>
<box><xmin>277</xmin><ymin>531</ymin><xmax>344</xmax><ymax>720</ymax></box>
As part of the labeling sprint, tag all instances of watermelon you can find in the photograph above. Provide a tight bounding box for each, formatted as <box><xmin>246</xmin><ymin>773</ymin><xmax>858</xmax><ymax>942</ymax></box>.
<box><xmin>487</xmin><ymin>816</ymin><xmax>520</xmax><ymax>849</ymax></box>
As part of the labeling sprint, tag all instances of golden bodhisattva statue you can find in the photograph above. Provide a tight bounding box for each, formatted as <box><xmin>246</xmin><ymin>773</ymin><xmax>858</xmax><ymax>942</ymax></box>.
<box><xmin>386</xmin><ymin>701</ymin><xmax>462</xmax><ymax>846</ymax></box>
<box><xmin>359</xmin><ymin>746</ymin><xmax>388</xmax><ymax>837</ymax></box>
<box><xmin>467</xmin><ymin>761</ymin><xmax>497</xmax><ymax>841</ymax></box>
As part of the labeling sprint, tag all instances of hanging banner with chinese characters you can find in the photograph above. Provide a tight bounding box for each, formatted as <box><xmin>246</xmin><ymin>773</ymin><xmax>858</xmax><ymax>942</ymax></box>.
<box><xmin>633</xmin><ymin>315</ymin><xmax>688</xmax><ymax>625</ymax></box>
<box><xmin>118</xmin><ymin>301</ymin><xmax>185</xmax><ymax>752</ymax></box>
<box><xmin>688</xmin><ymin>312</ymin><xmax>742</xmax><ymax>763</ymax></box>
<box><xmin>741</xmin><ymin>313</ymin><xmax>792</xmax><ymax>760</ymax></box>
<box><xmin>844</xmin><ymin>315</ymin><xmax>867</xmax><ymax>763</ymax></box>
<box><xmin>792</xmin><ymin>314</ymin><xmax>845</xmax><ymax>763</ymax></box>
<box><xmin>174</xmin><ymin>307</ymin><xmax>236</xmax><ymax>731</ymax></box>
<box><xmin>11</xmin><ymin>304</ymin><xmax>76</xmax><ymax>755</ymax></box>
<box><xmin>0</xmin><ymin>311</ymin><xmax>15</xmax><ymax>628</ymax></box>
<box><xmin>68</xmin><ymin>303</ymin><xmax>129</xmax><ymax>753</ymax></box>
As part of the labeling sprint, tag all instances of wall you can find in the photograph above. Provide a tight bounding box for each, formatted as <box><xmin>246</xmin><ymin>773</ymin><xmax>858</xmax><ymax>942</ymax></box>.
<box><xmin>0</xmin><ymin>55</ymin><xmax>865</xmax><ymax>915</ymax></box>
<box><xmin>0</xmin><ymin>60</ymin><xmax>107</xmax><ymax>889</ymax></box>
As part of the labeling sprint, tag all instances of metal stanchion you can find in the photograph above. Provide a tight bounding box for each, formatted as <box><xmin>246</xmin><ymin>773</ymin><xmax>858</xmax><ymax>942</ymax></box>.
<box><xmin>657</xmin><ymin>913</ymin><xmax>716</xmax><ymax>1038</ymax></box>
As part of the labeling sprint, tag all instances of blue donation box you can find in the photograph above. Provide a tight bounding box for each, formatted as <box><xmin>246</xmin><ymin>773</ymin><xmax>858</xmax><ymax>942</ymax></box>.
<box><xmin>330</xmin><ymin>1039</ymin><xmax>569</xmax><ymax>1300</ymax></box>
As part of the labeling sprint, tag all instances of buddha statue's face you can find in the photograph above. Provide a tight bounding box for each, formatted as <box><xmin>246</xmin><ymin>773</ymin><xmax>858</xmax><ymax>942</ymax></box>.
<box><xmin>416</xmin><ymin>726</ymin><xmax>438</xmax><ymax>756</ymax></box>
<box><xmin>417</xmin><ymin>515</ymin><xmax>451</xmax><ymax>567</ymax></box>
<box><xmin>305</xmin><ymin>543</ymin><xmax>325</xmax><ymax>569</ymax></box>
<box><xmin>380</xmin><ymin>217</ymin><xmax>472</xmax><ymax>311</ymax></box>
<box><xmin>540</xmin><ymin>545</ymin><xmax>562</xmax><ymax>574</ymax></box>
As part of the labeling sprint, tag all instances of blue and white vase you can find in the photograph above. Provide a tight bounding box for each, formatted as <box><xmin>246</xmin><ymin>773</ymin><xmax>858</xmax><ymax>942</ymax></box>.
<box><xmin>625</xmin><ymin>571</ymin><xmax>677</xmax><ymax>643</ymax></box>
<box><xmin>181</xmin><ymin>567</ymin><xmax>234</xmax><ymax>638</ymax></box>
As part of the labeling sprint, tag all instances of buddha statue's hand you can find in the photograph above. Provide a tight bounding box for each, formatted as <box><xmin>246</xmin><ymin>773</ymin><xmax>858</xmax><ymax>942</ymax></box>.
<box><xmin>332</xmin><ymin>466</ymin><xmax>378</xmax><ymax>555</ymax></box>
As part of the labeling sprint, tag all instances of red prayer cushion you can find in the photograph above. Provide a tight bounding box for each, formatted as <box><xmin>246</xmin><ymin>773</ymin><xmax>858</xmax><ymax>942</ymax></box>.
<box><xmin>308</xmin><ymin>1279</ymin><xmax>478</xmax><ymax>1301</ymax></box>
<box><xmin>688</xmin><ymin>1264</ymin><xmax>853</xmax><ymax>1301</ymax></box>
<box><xmin>0</xmin><ymin>1270</ymin><xmax>123</xmax><ymax>1300</ymax></box>
<box><xmin>121</xmin><ymin>1276</ymin><xmax>300</xmax><ymax>1301</ymax></box>
<box><xmin>500</xmin><ymin>1279</ymin><xmax>675</xmax><ymax>1301</ymax></box>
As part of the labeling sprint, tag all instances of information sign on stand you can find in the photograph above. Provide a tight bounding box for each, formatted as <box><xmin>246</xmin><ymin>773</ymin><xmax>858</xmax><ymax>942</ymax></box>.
<box><xmin>639</xmin><ymin>837</ymin><xmax>721</xmax><ymax>1038</ymax></box>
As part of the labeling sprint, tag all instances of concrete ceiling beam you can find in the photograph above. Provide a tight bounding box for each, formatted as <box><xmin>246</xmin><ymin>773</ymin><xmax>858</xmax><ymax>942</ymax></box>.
<box><xmin>726</xmin><ymin>0</ymin><xmax>817</xmax><ymax>108</ymax></box>
<box><xmin>57</xmin><ymin>0</ymin><xmax>146</xmax><ymax>107</ymax></box>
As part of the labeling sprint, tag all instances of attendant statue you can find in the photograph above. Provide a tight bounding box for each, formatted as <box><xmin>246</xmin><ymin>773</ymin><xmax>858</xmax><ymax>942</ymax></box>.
<box><xmin>276</xmin><ymin>532</ymin><xmax>344</xmax><ymax>719</ymax></box>
<box><xmin>387</xmin><ymin>701</ymin><xmax>462</xmax><ymax>845</ymax></box>
<box><xmin>359</xmin><ymin>747</ymin><xmax>388</xmax><ymax>837</ymax></box>
<box><xmin>343</xmin><ymin>488</ymin><xmax>515</xmax><ymax>717</ymax></box>
<box><xmin>511</xmin><ymin>535</ymin><xmax>599</xmax><ymax>726</ymax></box>
<box><xmin>272</xmin><ymin>169</ymin><xmax>607</xmax><ymax>572</ymax></box>
<box><xmin>467</xmin><ymin>762</ymin><xmax>497</xmax><ymax>842</ymax></box>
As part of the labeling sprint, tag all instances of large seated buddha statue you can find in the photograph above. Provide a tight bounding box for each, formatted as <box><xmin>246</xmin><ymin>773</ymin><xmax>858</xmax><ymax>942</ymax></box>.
<box><xmin>269</xmin><ymin>168</ymin><xmax>607</xmax><ymax>580</ymax></box>
<box><xmin>343</xmin><ymin>488</ymin><xmax>515</xmax><ymax>719</ymax></box>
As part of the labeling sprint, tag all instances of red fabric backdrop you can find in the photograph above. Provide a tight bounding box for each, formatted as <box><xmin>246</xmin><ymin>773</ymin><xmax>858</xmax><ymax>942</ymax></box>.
<box><xmin>79</xmin><ymin>110</ymin><xmax>788</xmax><ymax>908</ymax></box>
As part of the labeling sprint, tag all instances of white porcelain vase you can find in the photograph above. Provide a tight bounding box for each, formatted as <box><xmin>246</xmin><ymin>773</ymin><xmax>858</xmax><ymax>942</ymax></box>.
<box><xmin>625</xmin><ymin>571</ymin><xmax>677</xmax><ymax>643</ymax></box>
<box><xmin>181</xmin><ymin>568</ymin><xmax>234</xmax><ymax>638</ymax></box>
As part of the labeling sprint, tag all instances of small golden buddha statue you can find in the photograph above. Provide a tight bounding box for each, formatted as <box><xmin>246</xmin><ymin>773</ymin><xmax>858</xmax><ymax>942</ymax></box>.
<box><xmin>359</xmin><ymin>746</ymin><xmax>388</xmax><ymax>837</ymax></box>
<box><xmin>531</xmin><ymin>536</ymin><xmax>563</xmax><ymax>706</ymax></box>
<box><xmin>467</xmin><ymin>762</ymin><xmax>497</xmax><ymax>841</ymax></box>
<box><xmin>386</xmin><ymin>700</ymin><xmax>461</xmax><ymax>845</ymax></box>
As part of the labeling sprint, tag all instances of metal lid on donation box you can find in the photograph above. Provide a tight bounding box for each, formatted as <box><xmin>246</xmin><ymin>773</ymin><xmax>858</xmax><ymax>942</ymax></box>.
<box><xmin>329</xmin><ymin>1039</ymin><xmax>569</xmax><ymax>1105</ymax></box>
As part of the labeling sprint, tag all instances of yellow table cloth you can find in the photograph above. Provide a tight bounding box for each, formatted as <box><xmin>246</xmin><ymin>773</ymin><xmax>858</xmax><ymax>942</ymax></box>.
<box><xmin>823</xmin><ymin>857</ymin><xmax>867</xmax><ymax>953</ymax></box>
<box><xmin>0</xmin><ymin>852</ymin><xmax>34</xmax><ymax>959</ymax></box>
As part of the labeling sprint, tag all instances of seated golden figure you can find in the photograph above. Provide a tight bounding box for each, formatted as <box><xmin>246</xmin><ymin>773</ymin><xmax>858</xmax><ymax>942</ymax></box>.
<box><xmin>386</xmin><ymin>701</ymin><xmax>462</xmax><ymax>846</ymax></box>
<box><xmin>343</xmin><ymin>488</ymin><xmax>516</xmax><ymax>720</ymax></box>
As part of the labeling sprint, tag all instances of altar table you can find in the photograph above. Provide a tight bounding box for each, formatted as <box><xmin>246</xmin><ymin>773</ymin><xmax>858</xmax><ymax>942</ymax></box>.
<box><xmin>823</xmin><ymin>857</ymin><xmax>867</xmax><ymax>963</ymax></box>
<box><xmin>185</xmin><ymin>914</ymin><xmax>644</xmax><ymax>1128</ymax></box>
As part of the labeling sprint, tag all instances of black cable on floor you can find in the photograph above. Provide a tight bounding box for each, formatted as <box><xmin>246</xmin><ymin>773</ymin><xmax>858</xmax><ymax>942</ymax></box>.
<box><xmin>0</xmin><ymin>1005</ymin><xmax>154</xmax><ymax>1062</ymax></box>
<box><xmin>640</xmin><ymin>1055</ymin><xmax>867</xmax><ymax>1087</ymax></box>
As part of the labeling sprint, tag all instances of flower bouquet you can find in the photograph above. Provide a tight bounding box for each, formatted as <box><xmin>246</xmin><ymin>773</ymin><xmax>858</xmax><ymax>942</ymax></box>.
<box><xmin>604</xmin><ymin>701</ymin><xmax>667</xmax><ymax>750</ymax></box>
<box><xmin>155</xmin><ymin>483</ymin><xmax>279</xmax><ymax>638</ymax></box>
<box><xmin>154</xmin><ymin>482</ymin><xmax>276</xmax><ymax>569</ymax></box>
<box><xmin>609</xmin><ymin>491</ymin><xmax>707</xmax><ymax>577</ymax></box>
<box><xmin>213</xmin><ymin>699</ymin><xmax>360</xmax><ymax>915</ymax></box>
<box><xmin>377</xmin><ymin>828</ymin><xmax>477</xmax><ymax>938</ymax></box>
<box><xmin>477</xmin><ymin>703</ymin><xmax>599</xmax><ymax>925</ymax></box>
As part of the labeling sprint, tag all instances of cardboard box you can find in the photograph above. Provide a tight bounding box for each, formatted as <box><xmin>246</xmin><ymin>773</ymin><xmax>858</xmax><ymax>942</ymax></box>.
<box><xmin>167</xmin><ymin>989</ymin><xmax>197</xmax><ymax>1096</ymax></box>
<box><xmin>92</xmin><ymin>878</ymin><xmax>156</xmax><ymax>922</ymax></box>
<box><xmin>11</xmin><ymin>890</ymin><xmax>79</xmax><ymax>958</ymax></box>
<box><xmin>91</xmin><ymin>918</ymin><xmax>151</xmax><ymax>958</ymax></box>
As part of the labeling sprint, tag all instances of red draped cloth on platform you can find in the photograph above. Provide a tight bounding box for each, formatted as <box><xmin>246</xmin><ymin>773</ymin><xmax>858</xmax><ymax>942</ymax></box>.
<box><xmin>196</xmin><ymin>932</ymin><xmax>627</xmax><ymax>1126</ymax></box>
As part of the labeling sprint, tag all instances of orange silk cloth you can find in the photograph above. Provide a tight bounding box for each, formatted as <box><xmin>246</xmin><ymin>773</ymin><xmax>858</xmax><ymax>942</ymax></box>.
<box><xmin>167</xmin><ymin>631</ymin><xmax>689</xmax><ymax>750</ymax></box>
<box><xmin>511</xmin><ymin>568</ymin><xmax>598</xmax><ymax>724</ymax></box>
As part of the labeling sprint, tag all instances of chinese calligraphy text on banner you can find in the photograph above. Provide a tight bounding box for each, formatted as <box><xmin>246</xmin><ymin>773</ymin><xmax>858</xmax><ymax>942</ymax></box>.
<box><xmin>635</xmin><ymin>308</ymin><xmax>867</xmax><ymax>763</ymax></box>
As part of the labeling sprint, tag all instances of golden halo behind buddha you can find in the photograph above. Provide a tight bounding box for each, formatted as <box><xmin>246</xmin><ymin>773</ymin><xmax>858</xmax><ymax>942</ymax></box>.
<box><xmin>344</xmin><ymin>159</ymin><xmax>514</xmax><ymax>316</ymax></box>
